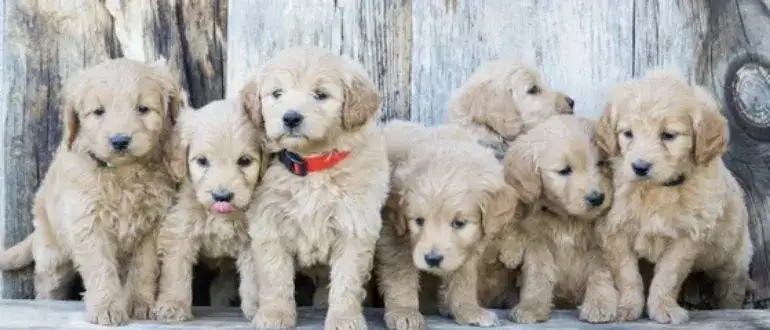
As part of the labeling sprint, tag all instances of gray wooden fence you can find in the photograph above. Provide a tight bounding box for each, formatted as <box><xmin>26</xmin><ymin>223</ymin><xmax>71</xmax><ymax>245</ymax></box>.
<box><xmin>2</xmin><ymin>0</ymin><xmax>770</xmax><ymax>308</ymax></box>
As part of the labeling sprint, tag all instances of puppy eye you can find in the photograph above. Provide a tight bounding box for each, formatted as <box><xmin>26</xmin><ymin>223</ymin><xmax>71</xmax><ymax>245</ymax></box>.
<box><xmin>451</xmin><ymin>220</ymin><xmax>467</xmax><ymax>229</ymax></box>
<box><xmin>557</xmin><ymin>166</ymin><xmax>572</xmax><ymax>176</ymax></box>
<box><xmin>622</xmin><ymin>130</ymin><xmax>633</xmax><ymax>139</ymax></box>
<box><xmin>93</xmin><ymin>107</ymin><xmax>105</xmax><ymax>116</ymax></box>
<box><xmin>313</xmin><ymin>90</ymin><xmax>329</xmax><ymax>101</ymax></box>
<box><xmin>414</xmin><ymin>217</ymin><xmax>425</xmax><ymax>226</ymax></box>
<box><xmin>136</xmin><ymin>105</ymin><xmax>150</xmax><ymax>114</ymax></box>
<box><xmin>527</xmin><ymin>85</ymin><xmax>541</xmax><ymax>95</ymax></box>
<box><xmin>271</xmin><ymin>89</ymin><xmax>283</xmax><ymax>99</ymax></box>
<box><xmin>195</xmin><ymin>157</ymin><xmax>209</xmax><ymax>167</ymax></box>
<box><xmin>660</xmin><ymin>132</ymin><xmax>677</xmax><ymax>141</ymax></box>
<box><xmin>237</xmin><ymin>156</ymin><xmax>253</xmax><ymax>167</ymax></box>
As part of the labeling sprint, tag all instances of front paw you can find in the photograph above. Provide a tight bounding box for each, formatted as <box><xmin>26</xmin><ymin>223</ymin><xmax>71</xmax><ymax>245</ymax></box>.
<box><xmin>240</xmin><ymin>298</ymin><xmax>258</xmax><ymax>321</ymax></box>
<box><xmin>154</xmin><ymin>300</ymin><xmax>192</xmax><ymax>322</ymax></box>
<box><xmin>647</xmin><ymin>296</ymin><xmax>689</xmax><ymax>324</ymax></box>
<box><xmin>579</xmin><ymin>298</ymin><xmax>617</xmax><ymax>323</ymax></box>
<box><xmin>453</xmin><ymin>306</ymin><xmax>498</xmax><ymax>327</ymax></box>
<box><xmin>86</xmin><ymin>297</ymin><xmax>129</xmax><ymax>326</ymax></box>
<box><xmin>509</xmin><ymin>302</ymin><xmax>550</xmax><ymax>324</ymax></box>
<box><xmin>130</xmin><ymin>299</ymin><xmax>156</xmax><ymax>320</ymax></box>
<box><xmin>616</xmin><ymin>292</ymin><xmax>644</xmax><ymax>321</ymax></box>
<box><xmin>384</xmin><ymin>308</ymin><xmax>426</xmax><ymax>330</ymax></box>
<box><xmin>252</xmin><ymin>308</ymin><xmax>297</xmax><ymax>329</ymax></box>
<box><xmin>324</xmin><ymin>311</ymin><xmax>367</xmax><ymax>330</ymax></box>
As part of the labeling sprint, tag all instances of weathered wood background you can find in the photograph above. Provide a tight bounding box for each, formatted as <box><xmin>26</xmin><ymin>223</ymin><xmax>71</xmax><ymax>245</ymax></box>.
<box><xmin>2</xmin><ymin>0</ymin><xmax>770</xmax><ymax>309</ymax></box>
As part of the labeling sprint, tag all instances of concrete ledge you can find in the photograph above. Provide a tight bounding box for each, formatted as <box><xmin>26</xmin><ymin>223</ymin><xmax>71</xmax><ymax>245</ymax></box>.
<box><xmin>0</xmin><ymin>300</ymin><xmax>769</xmax><ymax>329</ymax></box>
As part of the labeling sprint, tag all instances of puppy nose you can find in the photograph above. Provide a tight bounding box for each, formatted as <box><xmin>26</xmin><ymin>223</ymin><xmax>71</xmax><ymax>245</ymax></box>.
<box><xmin>109</xmin><ymin>134</ymin><xmax>132</xmax><ymax>151</ymax></box>
<box><xmin>585</xmin><ymin>191</ymin><xmax>605</xmax><ymax>207</ymax></box>
<box><xmin>565</xmin><ymin>96</ymin><xmax>575</xmax><ymax>109</ymax></box>
<box><xmin>211</xmin><ymin>188</ymin><xmax>234</xmax><ymax>202</ymax></box>
<box><xmin>424</xmin><ymin>251</ymin><xmax>444</xmax><ymax>268</ymax></box>
<box><xmin>631</xmin><ymin>160</ymin><xmax>652</xmax><ymax>176</ymax></box>
<box><xmin>282</xmin><ymin>110</ymin><xmax>303</xmax><ymax>128</ymax></box>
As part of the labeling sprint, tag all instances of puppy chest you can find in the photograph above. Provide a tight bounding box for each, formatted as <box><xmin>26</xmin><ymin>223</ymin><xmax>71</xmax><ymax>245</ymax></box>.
<box><xmin>199</xmin><ymin>218</ymin><xmax>249</xmax><ymax>259</ymax></box>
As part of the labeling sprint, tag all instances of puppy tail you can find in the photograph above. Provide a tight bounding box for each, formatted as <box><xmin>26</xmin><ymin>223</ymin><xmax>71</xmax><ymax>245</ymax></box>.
<box><xmin>0</xmin><ymin>234</ymin><xmax>34</xmax><ymax>270</ymax></box>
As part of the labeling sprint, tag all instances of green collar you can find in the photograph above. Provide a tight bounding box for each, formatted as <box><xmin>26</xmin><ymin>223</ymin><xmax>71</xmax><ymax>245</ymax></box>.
<box><xmin>88</xmin><ymin>151</ymin><xmax>115</xmax><ymax>168</ymax></box>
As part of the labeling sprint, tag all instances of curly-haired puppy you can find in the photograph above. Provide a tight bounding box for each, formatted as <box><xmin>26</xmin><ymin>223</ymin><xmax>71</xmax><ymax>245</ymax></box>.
<box><xmin>501</xmin><ymin>115</ymin><xmax>617</xmax><ymax>324</ymax></box>
<box><xmin>446</xmin><ymin>59</ymin><xmax>575</xmax><ymax>159</ymax></box>
<box><xmin>152</xmin><ymin>98</ymin><xmax>265</xmax><ymax>321</ymax></box>
<box><xmin>378</xmin><ymin>120</ymin><xmax>519</xmax><ymax>329</ymax></box>
<box><xmin>595</xmin><ymin>71</ymin><xmax>753</xmax><ymax>324</ymax></box>
<box><xmin>239</xmin><ymin>47</ymin><xmax>388</xmax><ymax>329</ymax></box>
<box><xmin>0</xmin><ymin>58</ymin><xmax>180</xmax><ymax>325</ymax></box>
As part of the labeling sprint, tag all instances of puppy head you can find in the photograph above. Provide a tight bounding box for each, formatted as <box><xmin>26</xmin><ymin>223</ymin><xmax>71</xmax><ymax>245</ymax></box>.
<box><xmin>447</xmin><ymin>59</ymin><xmax>574</xmax><ymax>141</ymax></box>
<box><xmin>505</xmin><ymin>115</ymin><xmax>612</xmax><ymax>218</ymax></box>
<box><xmin>596</xmin><ymin>70</ymin><xmax>727</xmax><ymax>185</ymax></box>
<box><xmin>390</xmin><ymin>140</ymin><xmax>519</xmax><ymax>275</ymax></box>
<box><xmin>240</xmin><ymin>47</ymin><xmax>381</xmax><ymax>151</ymax></box>
<box><xmin>164</xmin><ymin>99</ymin><xmax>265</xmax><ymax>214</ymax></box>
<box><xmin>60</xmin><ymin>58</ymin><xmax>181</xmax><ymax>166</ymax></box>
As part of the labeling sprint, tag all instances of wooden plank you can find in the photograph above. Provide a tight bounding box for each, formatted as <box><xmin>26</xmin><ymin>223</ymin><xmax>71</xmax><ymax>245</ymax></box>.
<box><xmin>225</xmin><ymin>0</ymin><xmax>411</xmax><ymax>121</ymax></box>
<box><xmin>410</xmin><ymin>0</ymin><xmax>635</xmax><ymax>124</ymax></box>
<box><xmin>0</xmin><ymin>300</ymin><xmax>768</xmax><ymax>329</ymax></box>
<box><xmin>1</xmin><ymin>0</ymin><xmax>120</xmax><ymax>299</ymax></box>
<box><xmin>0</xmin><ymin>0</ymin><xmax>7</xmax><ymax>297</ymax></box>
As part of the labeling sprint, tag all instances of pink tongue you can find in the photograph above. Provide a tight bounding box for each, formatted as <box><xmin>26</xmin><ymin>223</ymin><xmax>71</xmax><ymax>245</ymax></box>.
<box><xmin>212</xmin><ymin>202</ymin><xmax>234</xmax><ymax>214</ymax></box>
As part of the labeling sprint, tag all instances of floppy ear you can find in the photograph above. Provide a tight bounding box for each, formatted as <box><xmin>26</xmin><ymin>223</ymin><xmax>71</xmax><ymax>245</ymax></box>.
<box><xmin>690</xmin><ymin>88</ymin><xmax>728</xmax><ymax>165</ymax></box>
<box><xmin>503</xmin><ymin>142</ymin><xmax>541</xmax><ymax>204</ymax></box>
<box><xmin>448</xmin><ymin>82</ymin><xmax>522</xmax><ymax>140</ymax></box>
<box><xmin>58</xmin><ymin>71</ymin><xmax>88</xmax><ymax>151</ymax></box>
<box><xmin>148</xmin><ymin>57</ymin><xmax>182</xmax><ymax>127</ymax></box>
<box><xmin>240</xmin><ymin>76</ymin><xmax>263</xmax><ymax>129</ymax></box>
<box><xmin>342</xmin><ymin>68</ymin><xmax>381</xmax><ymax>130</ymax></box>
<box><xmin>596</xmin><ymin>102</ymin><xmax>619</xmax><ymax>156</ymax></box>
<box><xmin>481</xmin><ymin>184</ymin><xmax>521</xmax><ymax>237</ymax></box>
<box><xmin>383</xmin><ymin>193</ymin><xmax>409</xmax><ymax>237</ymax></box>
<box><xmin>162</xmin><ymin>114</ymin><xmax>188</xmax><ymax>184</ymax></box>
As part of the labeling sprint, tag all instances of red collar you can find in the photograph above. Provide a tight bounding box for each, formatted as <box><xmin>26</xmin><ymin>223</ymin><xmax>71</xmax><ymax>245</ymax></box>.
<box><xmin>276</xmin><ymin>148</ymin><xmax>351</xmax><ymax>176</ymax></box>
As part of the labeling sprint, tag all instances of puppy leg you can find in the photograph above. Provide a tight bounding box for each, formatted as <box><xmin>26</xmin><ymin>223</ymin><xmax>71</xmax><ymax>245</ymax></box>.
<box><xmin>602</xmin><ymin>233</ymin><xmax>644</xmax><ymax>321</ymax></box>
<box><xmin>237</xmin><ymin>250</ymin><xmax>259</xmax><ymax>320</ymax></box>
<box><xmin>377</xmin><ymin>237</ymin><xmax>425</xmax><ymax>330</ymax></box>
<box><xmin>125</xmin><ymin>235</ymin><xmax>159</xmax><ymax>320</ymax></box>
<box><xmin>33</xmin><ymin>232</ymin><xmax>74</xmax><ymax>300</ymax></box>
<box><xmin>646</xmin><ymin>239</ymin><xmax>696</xmax><ymax>324</ymax></box>
<box><xmin>578</xmin><ymin>258</ymin><xmax>618</xmax><ymax>323</ymax></box>
<box><xmin>71</xmin><ymin>227</ymin><xmax>128</xmax><ymax>326</ymax></box>
<box><xmin>325</xmin><ymin>236</ymin><xmax>376</xmax><ymax>330</ymax></box>
<box><xmin>498</xmin><ymin>230</ymin><xmax>526</xmax><ymax>269</ymax></box>
<box><xmin>312</xmin><ymin>272</ymin><xmax>331</xmax><ymax>309</ymax></box>
<box><xmin>510</xmin><ymin>242</ymin><xmax>555</xmax><ymax>324</ymax></box>
<box><xmin>442</xmin><ymin>255</ymin><xmax>498</xmax><ymax>327</ymax></box>
<box><xmin>250</xmin><ymin>239</ymin><xmax>297</xmax><ymax>328</ymax></box>
<box><xmin>154</xmin><ymin>239</ymin><xmax>199</xmax><ymax>322</ymax></box>
<box><xmin>713</xmin><ymin>260</ymin><xmax>750</xmax><ymax>309</ymax></box>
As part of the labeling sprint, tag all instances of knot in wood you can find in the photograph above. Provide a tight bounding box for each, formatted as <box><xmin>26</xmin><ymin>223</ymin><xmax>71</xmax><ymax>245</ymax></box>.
<box><xmin>731</xmin><ymin>62</ymin><xmax>770</xmax><ymax>128</ymax></box>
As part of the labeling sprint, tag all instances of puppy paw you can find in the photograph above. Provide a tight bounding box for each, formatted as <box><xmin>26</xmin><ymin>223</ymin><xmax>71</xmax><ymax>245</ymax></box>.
<box><xmin>86</xmin><ymin>297</ymin><xmax>129</xmax><ymax>326</ymax></box>
<box><xmin>240</xmin><ymin>300</ymin><xmax>258</xmax><ymax>321</ymax></box>
<box><xmin>130</xmin><ymin>299</ymin><xmax>155</xmax><ymax>320</ymax></box>
<box><xmin>647</xmin><ymin>297</ymin><xmax>689</xmax><ymax>324</ymax></box>
<box><xmin>384</xmin><ymin>308</ymin><xmax>426</xmax><ymax>330</ymax></box>
<box><xmin>453</xmin><ymin>306</ymin><xmax>498</xmax><ymax>327</ymax></box>
<box><xmin>154</xmin><ymin>300</ymin><xmax>192</xmax><ymax>322</ymax></box>
<box><xmin>251</xmin><ymin>308</ymin><xmax>296</xmax><ymax>329</ymax></box>
<box><xmin>509</xmin><ymin>302</ymin><xmax>549</xmax><ymax>324</ymax></box>
<box><xmin>578</xmin><ymin>298</ymin><xmax>617</xmax><ymax>323</ymax></box>
<box><xmin>324</xmin><ymin>311</ymin><xmax>367</xmax><ymax>330</ymax></box>
<box><xmin>616</xmin><ymin>295</ymin><xmax>644</xmax><ymax>321</ymax></box>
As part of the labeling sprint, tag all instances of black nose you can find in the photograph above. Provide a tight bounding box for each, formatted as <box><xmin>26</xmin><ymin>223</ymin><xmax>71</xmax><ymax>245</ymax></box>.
<box><xmin>565</xmin><ymin>96</ymin><xmax>575</xmax><ymax>109</ymax></box>
<box><xmin>424</xmin><ymin>252</ymin><xmax>444</xmax><ymax>267</ymax></box>
<box><xmin>585</xmin><ymin>191</ymin><xmax>605</xmax><ymax>207</ymax></box>
<box><xmin>211</xmin><ymin>188</ymin><xmax>234</xmax><ymax>202</ymax></box>
<box><xmin>631</xmin><ymin>160</ymin><xmax>652</xmax><ymax>176</ymax></box>
<box><xmin>109</xmin><ymin>134</ymin><xmax>132</xmax><ymax>151</ymax></box>
<box><xmin>282</xmin><ymin>110</ymin><xmax>303</xmax><ymax>129</ymax></box>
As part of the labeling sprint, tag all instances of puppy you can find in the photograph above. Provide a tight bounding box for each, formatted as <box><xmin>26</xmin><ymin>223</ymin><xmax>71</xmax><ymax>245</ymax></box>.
<box><xmin>0</xmin><ymin>58</ymin><xmax>180</xmax><ymax>325</ymax></box>
<box><xmin>595</xmin><ymin>71</ymin><xmax>753</xmax><ymax>324</ymax></box>
<box><xmin>501</xmin><ymin>115</ymin><xmax>617</xmax><ymax>324</ymax></box>
<box><xmin>153</xmin><ymin>98</ymin><xmax>265</xmax><ymax>321</ymax></box>
<box><xmin>446</xmin><ymin>59</ymin><xmax>575</xmax><ymax>159</ymax></box>
<box><xmin>240</xmin><ymin>47</ymin><xmax>389</xmax><ymax>329</ymax></box>
<box><xmin>378</xmin><ymin>119</ymin><xmax>519</xmax><ymax>329</ymax></box>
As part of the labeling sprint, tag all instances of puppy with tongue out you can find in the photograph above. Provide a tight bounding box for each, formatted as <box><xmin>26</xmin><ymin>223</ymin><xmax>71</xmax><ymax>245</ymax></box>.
<box><xmin>154</xmin><ymin>98</ymin><xmax>266</xmax><ymax>322</ymax></box>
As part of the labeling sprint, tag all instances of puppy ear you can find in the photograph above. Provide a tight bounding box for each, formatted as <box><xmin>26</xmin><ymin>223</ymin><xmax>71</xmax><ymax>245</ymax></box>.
<box><xmin>503</xmin><ymin>142</ymin><xmax>541</xmax><ymax>204</ymax></box>
<box><xmin>481</xmin><ymin>184</ymin><xmax>521</xmax><ymax>237</ymax></box>
<box><xmin>342</xmin><ymin>68</ymin><xmax>381</xmax><ymax>130</ymax></box>
<box><xmin>383</xmin><ymin>194</ymin><xmax>409</xmax><ymax>237</ymax></box>
<box><xmin>240</xmin><ymin>77</ymin><xmax>263</xmax><ymax>129</ymax></box>
<box><xmin>596</xmin><ymin>102</ymin><xmax>619</xmax><ymax>156</ymax></box>
<box><xmin>162</xmin><ymin>113</ymin><xmax>188</xmax><ymax>184</ymax></box>
<box><xmin>59</xmin><ymin>75</ymin><xmax>82</xmax><ymax>150</ymax></box>
<box><xmin>448</xmin><ymin>82</ymin><xmax>522</xmax><ymax>140</ymax></box>
<box><xmin>691</xmin><ymin>88</ymin><xmax>728</xmax><ymax>165</ymax></box>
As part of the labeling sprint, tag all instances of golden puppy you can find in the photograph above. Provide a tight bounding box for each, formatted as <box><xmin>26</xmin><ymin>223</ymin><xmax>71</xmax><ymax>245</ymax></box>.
<box><xmin>595</xmin><ymin>71</ymin><xmax>753</xmax><ymax>324</ymax></box>
<box><xmin>501</xmin><ymin>115</ymin><xmax>617</xmax><ymax>324</ymax></box>
<box><xmin>0</xmin><ymin>58</ymin><xmax>180</xmax><ymax>325</ymax></box>
<box><xmin>239</xmin><ymin>47</ymin><xmax>388</xmax><ymax>329</ymax></box>
<box><xmin>378</xmin><ymin>119</ymin><xmax>519</xmax><ymax>329</ymax></box>
<box><xmin>153</xmin><ymin>98</ymin><xmax>265</xmax><ymax>321</ymax></box>
<box><xmin>446</xmin><ymin>59</ymin><xmax>575</xmax><ymax>159</ymax></box>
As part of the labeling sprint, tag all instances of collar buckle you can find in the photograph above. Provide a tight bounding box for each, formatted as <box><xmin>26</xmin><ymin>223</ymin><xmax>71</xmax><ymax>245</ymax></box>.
<box><xmin>277</xmin><ymin>149</ymin><xmax>308</xmax><ymax>177</ymax></box>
